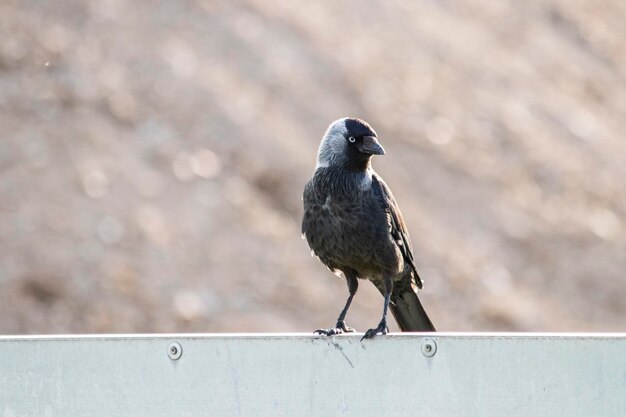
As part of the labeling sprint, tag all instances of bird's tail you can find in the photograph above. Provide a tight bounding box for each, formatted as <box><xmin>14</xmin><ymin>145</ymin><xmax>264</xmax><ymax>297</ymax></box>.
<box><xmin>375</xmin><ymin>280</ymin><xmax>436</xmax><ymax>332</ymax></box>
<box><xmin>390</xmin><ymin>287</ymin><xmax>436</xmax><ymax>331</ymax></box>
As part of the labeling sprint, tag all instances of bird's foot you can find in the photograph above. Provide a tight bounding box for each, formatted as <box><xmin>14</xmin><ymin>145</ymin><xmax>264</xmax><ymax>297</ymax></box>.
<box><xmin>361</xmin><ymin>320</ymin><xmax>388</xmax><ymax>341</ymax></box>
<box><xmin>314</xmin><ymin>321</ymin><xmax>356</xmax><ymax>336</ymax></box>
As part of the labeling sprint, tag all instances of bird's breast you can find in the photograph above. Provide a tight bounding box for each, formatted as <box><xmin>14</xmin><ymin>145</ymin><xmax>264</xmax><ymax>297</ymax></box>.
<box><xmin>303</xmin><ymin>189</ymin><xmax>402</xmax><ymax>277</ymax></box>
<box><xmin>321</xmin><ymin>195</ymin><xmax>332</xmax><ymax>212</ymax></box>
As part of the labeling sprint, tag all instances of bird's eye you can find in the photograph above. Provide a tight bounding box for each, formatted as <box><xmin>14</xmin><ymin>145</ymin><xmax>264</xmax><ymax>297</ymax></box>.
<box><xmin>348</xmin><ymin>136</ymin><xmax>356</xmax><ymax>143</ymax></box>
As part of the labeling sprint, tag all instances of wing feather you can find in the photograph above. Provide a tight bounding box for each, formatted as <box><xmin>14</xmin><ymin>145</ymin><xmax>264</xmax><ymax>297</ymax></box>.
<box><xmin>372</xmin><ymin>174</ymin><xmax>423</xmax><ymax>289</ymax></box>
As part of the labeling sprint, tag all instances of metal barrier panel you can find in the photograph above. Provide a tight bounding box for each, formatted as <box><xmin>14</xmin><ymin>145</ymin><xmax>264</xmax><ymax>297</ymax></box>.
<box><xmin>0</xmin><ymin>333</ymin><xmax>624</xmax><ymax>416</ymax></box>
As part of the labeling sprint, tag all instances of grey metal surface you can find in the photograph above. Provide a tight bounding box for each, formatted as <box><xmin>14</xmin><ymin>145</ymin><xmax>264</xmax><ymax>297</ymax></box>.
<box><xmin>1</xmin><ymin>333</ymin><xmax>625</xmax><ymax>417</ymax></box>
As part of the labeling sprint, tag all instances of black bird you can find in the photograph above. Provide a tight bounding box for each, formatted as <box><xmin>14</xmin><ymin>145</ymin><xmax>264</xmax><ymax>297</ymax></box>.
<box><xmin>302</xmin><ymin>117</ymin><xmax>435</xmax><ymax>340</ymax></box>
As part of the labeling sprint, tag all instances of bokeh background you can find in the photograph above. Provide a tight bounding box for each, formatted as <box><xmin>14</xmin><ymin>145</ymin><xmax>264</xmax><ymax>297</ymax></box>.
<box><xmin>1</xmin><ymin>0</ymin><xmax>624</xmax><ymax>334</ymax></box>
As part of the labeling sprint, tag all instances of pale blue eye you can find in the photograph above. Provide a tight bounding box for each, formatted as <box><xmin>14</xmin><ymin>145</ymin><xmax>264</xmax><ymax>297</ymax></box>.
<box><xmin>348</xmin><ymin>136</ymin><xmax>356</xmax><ymax>143</ymax></box>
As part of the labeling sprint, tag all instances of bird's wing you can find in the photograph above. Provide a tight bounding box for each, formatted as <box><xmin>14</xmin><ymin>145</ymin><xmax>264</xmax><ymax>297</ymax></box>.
<box><xmin>371</xmin><ymin>173</ymin><xmax>423</xmax><ymax>289</ymax></box>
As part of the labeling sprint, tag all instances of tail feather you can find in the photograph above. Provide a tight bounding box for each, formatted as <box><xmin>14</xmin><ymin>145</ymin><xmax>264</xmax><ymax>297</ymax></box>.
<box><xmin>389</xmin><ymin>288</ymin><xmax>436</xmax><ymax>332</ymax></box>
<box><xmin>374</xmin><ymin>279</ymin><xmax>436</xmax><ymax>332</ymax></box>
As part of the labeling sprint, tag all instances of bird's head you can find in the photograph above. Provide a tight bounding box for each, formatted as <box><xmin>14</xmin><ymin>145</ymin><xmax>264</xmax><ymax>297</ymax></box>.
<box><xmin>316</xmin><ymin>117</ymin><xmax>385</xmax><ymax>171</ymax></box>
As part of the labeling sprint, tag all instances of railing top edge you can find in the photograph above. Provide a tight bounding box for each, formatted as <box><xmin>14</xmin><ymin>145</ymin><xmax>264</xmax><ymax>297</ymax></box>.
<box><xmin>0</xmin><ymin>332</ymin><xmax>624</xmax><ymax>342</ymax></box>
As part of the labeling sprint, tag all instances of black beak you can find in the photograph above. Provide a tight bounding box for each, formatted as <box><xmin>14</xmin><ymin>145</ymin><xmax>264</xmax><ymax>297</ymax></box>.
<box><xmin>358</xmin><ymin>136</ymin><xmax>385</xmax><ymax>156</ymax></box>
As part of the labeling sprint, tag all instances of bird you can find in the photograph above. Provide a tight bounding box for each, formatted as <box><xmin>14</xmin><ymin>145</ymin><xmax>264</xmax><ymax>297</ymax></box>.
<box><xmin>302</xmin><ymin>117</ymin><xmax>435</xmax><ymax>340</ymax></box>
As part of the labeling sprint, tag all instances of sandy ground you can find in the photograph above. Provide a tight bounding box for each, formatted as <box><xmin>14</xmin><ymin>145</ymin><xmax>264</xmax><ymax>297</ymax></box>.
<box><xmin>1</xmin><ymin>0</ymin><xmax>624</xmax><ymax>334</ymax></box>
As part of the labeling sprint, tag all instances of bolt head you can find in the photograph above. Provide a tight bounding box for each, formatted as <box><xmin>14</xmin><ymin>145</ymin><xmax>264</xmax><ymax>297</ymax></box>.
<box><xmin>167</xmin><ymin>342</ymin><xmax>183</xmax><ymax>360</ymax></box>
<box><xmin>421</xmin><ymin>338</ymin><xmax>437</xmax><ymax>357</ymax></box>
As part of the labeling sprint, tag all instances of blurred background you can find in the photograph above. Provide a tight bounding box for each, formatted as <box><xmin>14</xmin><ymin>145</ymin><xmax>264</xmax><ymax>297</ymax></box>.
<box><xmin>1</xmin><ymin>0</ymin><xmax>624</xmax><ymax>334</ymax></box>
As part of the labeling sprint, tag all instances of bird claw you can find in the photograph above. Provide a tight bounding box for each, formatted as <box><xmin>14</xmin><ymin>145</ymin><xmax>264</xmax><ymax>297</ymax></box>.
<box><xmin>314</xmin><ymin>321</ymin><xmax>356</xmax><ymax>336</ymax></box>
<box><xmin>360</xmin><ymin>321</ymin><xmax>389</xmax><ymax>341</ymax></box>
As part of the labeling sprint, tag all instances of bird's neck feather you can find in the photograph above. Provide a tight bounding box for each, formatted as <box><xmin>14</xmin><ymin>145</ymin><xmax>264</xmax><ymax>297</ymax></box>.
<box><xmin>314</xmin><ymin>165</ymin><xmax>373</xmax><ymax>195</ymax></box>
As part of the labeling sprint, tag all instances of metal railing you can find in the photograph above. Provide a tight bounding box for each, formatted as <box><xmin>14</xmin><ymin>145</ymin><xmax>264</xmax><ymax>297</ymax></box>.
<box><xmin>1</xmin><ymin>333</ymin><xmax>624</xmax><ymax>416</ymax></box>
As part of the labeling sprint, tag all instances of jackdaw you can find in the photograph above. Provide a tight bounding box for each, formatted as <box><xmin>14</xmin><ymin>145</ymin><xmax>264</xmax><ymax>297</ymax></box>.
<box><xmin>302</xmin><ymin>117</ymin><xmax>436</xmax><ymax>339</ymax></box>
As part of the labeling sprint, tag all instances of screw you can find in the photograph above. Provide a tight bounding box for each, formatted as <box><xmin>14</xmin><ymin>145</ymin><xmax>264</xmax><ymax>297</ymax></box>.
<box><xmin>168</xmin><ymin>342</ymin><xmax>183</xmax><ymax>360</ymax></box>
<box><xmin>421</xmin><ymin>338</ymin><xmax>437</xmax><ymax>357</ymax></box>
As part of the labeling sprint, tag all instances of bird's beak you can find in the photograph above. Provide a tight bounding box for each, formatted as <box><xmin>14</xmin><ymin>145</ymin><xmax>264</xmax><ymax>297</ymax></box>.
<box><xmin>358</xmin><ymin>136</ymin><xmax>385</xmax><ymax>156</ymax></box>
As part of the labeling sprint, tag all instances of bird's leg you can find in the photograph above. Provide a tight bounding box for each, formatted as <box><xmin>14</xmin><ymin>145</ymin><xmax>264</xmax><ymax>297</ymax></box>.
<box><xmin>361</xmin><ymin>276</ymin><xmax>392</xmax><ymax>341</ymax></box>
<box><xmin>315</xmin><ymin>271</ymin><xmax>358</xmax><ymax>336</ymax></box>
<box><xmin>334</xmin><ymin>273</ymin><xmax>358</xmax><ymax>332</ymax></box>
